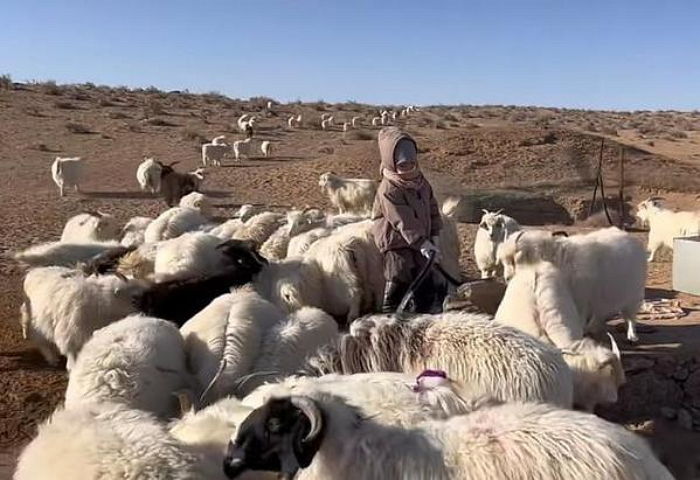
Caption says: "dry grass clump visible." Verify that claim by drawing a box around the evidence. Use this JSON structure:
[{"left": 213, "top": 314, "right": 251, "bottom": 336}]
[
  {"left": 65, "top": 122, "right": 93, "bottom": 134},
  {"left": 0, "top": 74, "right": 12, "bottom": 90}
]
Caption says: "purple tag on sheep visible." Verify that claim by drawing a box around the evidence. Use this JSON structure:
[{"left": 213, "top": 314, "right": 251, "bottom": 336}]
[{"left": 417, "top": 369, "right": 447, "bottom": 380}]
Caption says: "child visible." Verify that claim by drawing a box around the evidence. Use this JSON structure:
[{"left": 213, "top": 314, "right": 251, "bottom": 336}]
[{"left": 372, "top": 127, "right": 443, "bottom": 313}]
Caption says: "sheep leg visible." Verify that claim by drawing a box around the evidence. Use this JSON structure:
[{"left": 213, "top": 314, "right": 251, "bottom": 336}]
[
  {"left": 480, "top": 269, "right": 490, "bottom": 279},
  {"left": 621, "top": 307, "right": 639, "bottom": 342},
  {"left": 65, "top": 352, "right": 77, "bottom": 371},
  {"left": 58, "top": 183, "right": 65, "bottom": 197},
  {"left": 646, "top": 241, "right": 660, "bottom": 262}
]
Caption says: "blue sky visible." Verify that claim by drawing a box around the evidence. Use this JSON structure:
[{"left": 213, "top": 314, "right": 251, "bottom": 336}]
[{"left": 1, "top": 0, "right": 699, "bottom": 110}]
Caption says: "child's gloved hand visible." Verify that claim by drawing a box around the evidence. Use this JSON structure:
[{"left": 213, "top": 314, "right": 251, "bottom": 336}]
[{"left": 420, "top": 239, "right": 440, "bottom": 259}]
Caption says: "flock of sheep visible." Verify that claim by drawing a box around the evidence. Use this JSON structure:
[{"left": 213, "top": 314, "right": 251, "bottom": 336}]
[{"left": 11, "top": 108, "right": 700, "bottom": 479}]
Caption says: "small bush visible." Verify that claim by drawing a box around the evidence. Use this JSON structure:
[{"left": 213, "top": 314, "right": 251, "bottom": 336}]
[
  {"left": 54, "top": 101, "right": 78, "bottom": 110},
  {"left": 41, "top": 80, "right": 63, "bottom": 95},
  {"left": 669, "top": 129, "right": 689, "bottom": 139},
  {"left": 180, "top": 128, "right": 206, "bottom": 143},
  {"left": 145, "top": 117, "right": 177, "bottom": 127},
  {"left": 317, "top": 145, "right": 334, "bottom": 155},
  {"left": 345, "top": 130, "right": 374, "bottom": 141},
  {"left": 66, "top": 122, "right": 93, "bottom": 134},
  {"left": 0, "top": 73, "right": 12, "bottom": 90}
]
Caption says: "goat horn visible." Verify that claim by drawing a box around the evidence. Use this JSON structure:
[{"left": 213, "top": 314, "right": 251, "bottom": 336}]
[
  {"left": 513, "top": 230, "right": 525, "bottom": 245},
  {"left": 290, "top": 396, "right": 323, "bottom": 442},
  {"left": 607, "top": 333, "right": 621, "bottom": 360}
]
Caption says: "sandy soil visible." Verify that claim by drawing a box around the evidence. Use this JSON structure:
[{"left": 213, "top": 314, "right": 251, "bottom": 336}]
[{"left": 1, "top": 83, "right": 700, "bottom": 476}]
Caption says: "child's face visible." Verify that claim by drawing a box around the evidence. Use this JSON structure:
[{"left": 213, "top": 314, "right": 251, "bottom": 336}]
[{"left": 396, "top": 162, "right": 417, "bottom": 174}]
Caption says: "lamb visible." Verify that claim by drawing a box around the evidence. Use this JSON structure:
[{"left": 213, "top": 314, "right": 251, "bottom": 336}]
[
  {"left": 225, "top": 395, "right": 672, "bottom": 480},
  {"left": 180, "top": 287, "right": 287, "bottom": 404},
  {"left": 260, "top": 140, "right": 271, "bottom": 157},
  {"left": 497, "top": 227, "right": 647, "bottom": 342},
  {"left": 232, "top": 211, "right": 286, "bottom": 248},
  {"left": 304, "top": 312, "right": 573, "bottom": 407},
  {"left": 494, "top": 261, "right": 626, "bottom": 411},
  {"left": 474, "top": 209, "right": 521, "bottom": 278},
  {"left": 60, "top": 211, "right": 121, "bottom": 243},
  {"left": 179, "top": 191, "right": 214, "bottom": 216},
  {"left": 65, "top": 315, "right": 194, "bottom": 418},
  {"left": 136, "top": 157, "right": 163, "bottom": 193},
  {"left": 15, "top": 402, "right": 227, "bottom": 480},
  {"left": 120, "top": 216, "right": 153, "bottom": 247},
  {"left": 233, "top": 138, "right": 252, "bottom": 160},
  {"left": 51, "top": 156, "right": 83, "bottom": 196},
  {"left": 241, "top": 307, "right": 339, "bottom": 395},
  {"left": 160, "top": 163, "right": 206, "bottom": 206},
  {"left": 636, "top": 198, "right": 700, "bottom": 261},
  {"left": 318, "top": 172, "right": 377, "bottom": 215},
  {"left": 13, "top": 240, "right": 126, "bottom": 268},
  {"left": 20, "top": 266, "right": 141, "bottom": 369},
  {"left": 144, "top": 206, "right": 210, "bottom": 243},
  {"left": 202, "top": 143, "right": 230, "bottom": 167}
]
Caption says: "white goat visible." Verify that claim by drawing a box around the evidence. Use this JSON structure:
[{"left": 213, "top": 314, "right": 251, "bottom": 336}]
[
  {"left": 318, "top": 172, "right": 377, "bottom": 215},
  {"left": 498, "top": 227, "right": 647, "bottom": 342},
  {"left": 201, "top": 143, "right": 229, "bottom": 167},
  {"left": 51, "top": 156, "right": 83, "bottom": 196},
  {"left": 136, "top": 157, "right": 163, "bottom": 193},
  {"left": 474, "top": 209, "right": 521, "bottom": 278},
  {"left": 233, "top": 138, "right": 252, "bottom": 160},
  {"left": 65, "top": 315, "right": 194, "bottom": 418},
  {"left": 232, "top": 211, "right": 285, "bottom": 248},
  {"left": 636, "top": 198, "right": 700, "bottom": 261},
  {"left": 20, "top": 266, "right": 141, "bottom": 369},
  {"left": 153, "top": 232, "right": 237, "bottom": 281},
  {"left": 60, "top": 211, "right": 121, "bottom": 243},
  {"left": 144, "top": 207, "right": 210, "bottom": 243},
  {"left": 260, "top": 140, "right": 272, "bottom": 157}
]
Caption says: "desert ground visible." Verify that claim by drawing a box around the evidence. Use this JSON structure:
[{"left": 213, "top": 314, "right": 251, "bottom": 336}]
[{"left": 1, "top": 79, "right": 700, "bottom": 477}]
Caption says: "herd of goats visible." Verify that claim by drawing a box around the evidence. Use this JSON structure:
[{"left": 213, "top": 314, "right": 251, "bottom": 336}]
[{"left": 10, "top": 116, "right": 700, "bottom": 478}]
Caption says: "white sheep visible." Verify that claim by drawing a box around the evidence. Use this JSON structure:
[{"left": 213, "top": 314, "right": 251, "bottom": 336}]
[
  {"left": 474, "top": 209, "right": 521, "bottom": 278},
  {"left": 241, "top": 307, "right": 339, "bottom": 395},
  {"left": 212, "top": 135, "right": 227, "bottom": 145},
  {"left": 15, "top": 402, "right": 226, "bottom": 480},
  {"left": 202, "top": 143, "right": 229, "bottom": 166},
  {"left": 226, "top": 395, "right": 672, "bottom": 480},
  {"left": 179, "top": 191, "right": 214, "bottom": 217},
  {"left": 51, "top": 156, "right": 83, "bottom": 196},
  {"left": 253, "top": 257, "right": 326, "bottom": 315},
  {"left": 636, "top": 198, "right": 700, "bottom": 261},
  {"left": 136, "top": 157, "right": 163, "bottom": 193},
  {"left": 180, "top": 287, "right": 286, "bottom": 403},
  {"left": 351, "top": 116, "right": 362, "bottom": 127},
  {"left": 237, "top": 114, "right": 251, "bottom": 132},
  {"left": 65, "top": 314, "right": 194, "bottom": 418},
  {"left": 320, "top": 118, "right": 330, "bottom": 130},
  {"left": 287, "top": 115, "right": 296, "bottom": 128},
  {"left": 153, "top": 232, "right": 237, "bottom": 281},
  {"left": 232, "top": 211, "right": 285, "bottom": 248},
  {"left": 20, "top": 266, "right": 141, "bottom": 369},
  {"left": 498, "top": 227, "right": 647, "bottom": 342},
  {"left": 318, "top": 172, "right": 377, "bottom": 215},
  {"left": 260, "top": 140, "right": 271, "bottom": 157},
  {"left": 259, "top": 209, "right": 326, "bottom": 261},
  {"left": 371, "top": 116, "right": 381, "bottom": 126},
  {"left": 144, "top": 206, "right": 210, "bottom": 243},
  {"left": 13, "top": 240, "right": 125, "bottom": 268},
  {"left": 286, "top": 227, "right": 333, "bottom": 257},
  {"left": 233, "top": 138, "right": 252, "bottom": 160},
  {"left": 60, "top": 211, "right": 121, "bottom": 243},
  {"left": 306, "top": 312, "right": 573, "bottom": 407},
  {"left": 495, "top": 261, "right": 625, "bottom": 411},
  {"left": 120, "top": 216, "right": 153, "bottom": 247}
]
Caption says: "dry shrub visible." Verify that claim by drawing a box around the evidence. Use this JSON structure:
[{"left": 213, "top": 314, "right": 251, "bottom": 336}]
[
  {"left": 0, "top": 74, "right": 12, "bottom": 90},
  {"left": 317, "top": 145, "right": 334, "bottom": 155},
  {"left": 65, "top": 122, "right": 93, "bottom": 134},
  {"left": 345, "top": 130, "right": 374, "bottom": 141},
  {"left": 145, "top": 117, "right": 177, "bottom": 127},
  {"left": 40, "top": 80, "right": 62, "bottom": 96},
  {"left": 180, "top": 128, "right": 206, "bottom": 143},
  {"left": 669, "top": 129, "right": 689, "bottom": 139},
  {"left": 144, "top": 97, "right": 165, "bottom": 116},
  {"left": 54, "top": 101, "right": 78, "bottom": 110}
]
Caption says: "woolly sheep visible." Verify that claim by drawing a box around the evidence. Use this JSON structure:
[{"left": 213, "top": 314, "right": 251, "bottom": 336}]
[
  {"left": 202, "top": 143, "right": 230, "bottom": 167},
  {"left": 636, "top": 198, "right": 700, "bottom": 261},
  {"left": 153, "top": 232, "right": 242, "bottom": 282},
  {"left": 209, "top": 205, "right": 259, "bottom": 240},
  {"left": 65, "top": 315, "right": 194, "bottom": 418},
  {"left": 495, "top": 261, "right": 625, "bottom": 411},
  {"left": 180, "top": 191, "right": 214, "bottom": 216},
  {"left": 498, "top": 227, "right": 646, "bottom": 342},
  {"left": 318, "top": 172, "right": 377, "bottom": 215},
  {"left": 13, "top": 240, "right": 125, "bottom": 268},
  {"left": 60, "top": 211, "right": 121, "bottom": 243},
  {"left": 259, "top": 209, "right": 326, "bottom": 261},
  {"left": 144, "top": 206, "right": 210, "bottom": 243},
  {"left": 474, "top": 209, "right": 521, "bottom": 278},
  {"left": 180, "top": 287, "right": 286, "bottom": 404},
  {"left": 256, "top": 140, "right": 270, "bottom": 158},
  {"left": 20, "top": 266, "right": 141, "bottom": 369},
  {"left": 120, "top": 216, "right": 153, "bottom": 247},
  {"left": 51, "top": 156, "right": 83, "bottom": 197},
  {"left": 15, "top": 402, "right": 227, "bottom": 480},
  {"left": 136, "top": 157, "right": 163, "bottom": 193},
  {"left": 253, "top": 257, "right": 326, "bottom": 315},
  {"left": 241, "top": 307, "right": 339, "bottom": 395},
  {"left": 232, "top": 211, "right": 285, "bottom": 248},
  {"left": 225, "top": 395, "right": 672, "bottom": 480},
  {"left": 286, "top": 227, "right": 333, "bottom": 257},
  {"left": 305, "top": 312, "right": 573, "bottom": 407}
]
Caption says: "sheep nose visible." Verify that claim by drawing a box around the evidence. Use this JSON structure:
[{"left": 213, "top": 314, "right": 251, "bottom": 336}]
[{"left": 223, "top": 455, "right": 246, "bottom": 478}]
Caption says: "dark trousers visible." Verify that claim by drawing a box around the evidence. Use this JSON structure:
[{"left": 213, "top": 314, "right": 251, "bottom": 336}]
[{"left": 382, "top": 248, "right": 444, "bottom": 313}]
